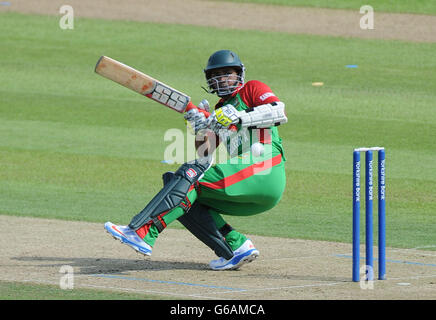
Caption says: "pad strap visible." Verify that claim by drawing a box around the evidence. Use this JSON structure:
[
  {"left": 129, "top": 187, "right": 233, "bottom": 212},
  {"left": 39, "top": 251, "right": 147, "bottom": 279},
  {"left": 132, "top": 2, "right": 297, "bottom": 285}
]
[
  {"left": 219, "top": 224, "right": 234, "bottom": 237},
  {"left": 152, "top": 215, "right": 167, "bottom": 233}
]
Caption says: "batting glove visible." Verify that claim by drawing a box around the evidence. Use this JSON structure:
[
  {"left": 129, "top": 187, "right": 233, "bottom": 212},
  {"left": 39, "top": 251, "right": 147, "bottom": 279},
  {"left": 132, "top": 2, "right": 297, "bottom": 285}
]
[
  {"left": 207, "top": 104, "right": 240, "bottom": 134},
  {"left": 184, "top": 108, "right": 208, "bottom": 135},
  {"left": 197, "top": 99, "right": 210, "bottom": 112}
]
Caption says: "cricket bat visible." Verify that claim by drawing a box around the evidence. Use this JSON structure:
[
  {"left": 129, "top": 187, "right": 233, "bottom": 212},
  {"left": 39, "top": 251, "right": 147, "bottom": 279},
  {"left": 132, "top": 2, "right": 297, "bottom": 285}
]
[{"left": 94, "top": 56, "right": 199, "bottom": 114}]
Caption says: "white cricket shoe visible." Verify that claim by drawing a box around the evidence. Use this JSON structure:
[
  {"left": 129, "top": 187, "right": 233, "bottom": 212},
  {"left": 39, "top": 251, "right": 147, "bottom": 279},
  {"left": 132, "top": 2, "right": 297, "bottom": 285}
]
[
  {"left": 104, "top": 222, "right": 152, "bottom": 256},
  {"left": 209, "top": 239, "right": 259, "bottom": 271}
]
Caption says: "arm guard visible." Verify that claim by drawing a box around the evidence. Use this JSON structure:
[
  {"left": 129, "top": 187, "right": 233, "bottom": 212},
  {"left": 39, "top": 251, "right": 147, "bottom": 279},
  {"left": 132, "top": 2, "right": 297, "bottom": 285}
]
[{"left": 239, "top": 101, "right": 287, "bottom": 129}]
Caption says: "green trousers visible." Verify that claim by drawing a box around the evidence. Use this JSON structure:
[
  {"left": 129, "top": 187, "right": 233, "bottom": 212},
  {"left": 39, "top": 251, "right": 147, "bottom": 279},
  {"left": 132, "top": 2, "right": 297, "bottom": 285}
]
[{"left": 137, "top": 145, "right": 286, "bottom": 251}]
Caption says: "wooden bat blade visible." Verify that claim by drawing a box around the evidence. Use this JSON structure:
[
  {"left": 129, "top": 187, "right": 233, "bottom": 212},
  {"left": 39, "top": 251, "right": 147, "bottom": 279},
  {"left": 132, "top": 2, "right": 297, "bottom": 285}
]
[
  {"left": 95, "top": 56, "right": 155, "bottom": 94},
  {"left": 95, "top": 56, "right": 191, "bottom": 113}
]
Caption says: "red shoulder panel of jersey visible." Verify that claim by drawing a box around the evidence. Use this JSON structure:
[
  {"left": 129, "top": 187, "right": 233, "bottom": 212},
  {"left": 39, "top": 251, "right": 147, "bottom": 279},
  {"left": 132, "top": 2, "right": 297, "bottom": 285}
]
[{"left": 238, "top": 80, "right": 280, "bottom": 107}]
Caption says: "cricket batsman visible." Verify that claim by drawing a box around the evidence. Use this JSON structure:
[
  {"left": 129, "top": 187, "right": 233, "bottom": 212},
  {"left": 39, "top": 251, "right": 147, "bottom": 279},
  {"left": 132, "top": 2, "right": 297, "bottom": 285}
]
[{"left": 105, "top": 50, "right": 287, "bottom": 270}]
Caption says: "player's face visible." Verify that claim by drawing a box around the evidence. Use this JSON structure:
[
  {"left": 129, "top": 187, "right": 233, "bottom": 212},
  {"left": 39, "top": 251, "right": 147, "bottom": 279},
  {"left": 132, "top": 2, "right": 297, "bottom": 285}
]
[
  {"left": 210, "top": 68, "right": 238, "bottom": 82},
  {"left": 207, "top": 67, "right": 241, "bottom": 97}
]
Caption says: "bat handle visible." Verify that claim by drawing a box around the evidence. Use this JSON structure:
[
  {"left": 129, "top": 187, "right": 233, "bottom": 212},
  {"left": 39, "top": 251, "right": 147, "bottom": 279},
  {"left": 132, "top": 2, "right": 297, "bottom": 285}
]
[{"left": 184, "top": 101, "right": 196, "bottom": 112}]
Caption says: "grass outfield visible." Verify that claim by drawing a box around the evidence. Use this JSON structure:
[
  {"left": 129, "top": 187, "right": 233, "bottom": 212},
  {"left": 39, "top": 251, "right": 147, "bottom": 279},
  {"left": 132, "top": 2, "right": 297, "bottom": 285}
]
[
  {"left": 1, "top": 12, "right": 435, "bottom": 253},
  {"left": 218, "top": 0, "right": 436, "bottom": 15}
]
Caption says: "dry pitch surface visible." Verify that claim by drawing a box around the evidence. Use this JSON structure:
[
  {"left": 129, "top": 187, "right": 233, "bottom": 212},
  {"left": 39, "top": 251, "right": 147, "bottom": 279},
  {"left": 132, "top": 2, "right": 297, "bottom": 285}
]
[
  {"left": 1, "top": 0, "right": 436, "bottom": 300},
  {"left": 1, "top": 216, "right": 435, "bottom": 299}
]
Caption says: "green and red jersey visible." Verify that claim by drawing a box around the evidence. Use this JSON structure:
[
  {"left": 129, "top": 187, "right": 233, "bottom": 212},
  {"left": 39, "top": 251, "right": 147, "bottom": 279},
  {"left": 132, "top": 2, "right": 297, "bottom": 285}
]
[{"left": 214, "top": 80, "right": 286, "bottom": 158}]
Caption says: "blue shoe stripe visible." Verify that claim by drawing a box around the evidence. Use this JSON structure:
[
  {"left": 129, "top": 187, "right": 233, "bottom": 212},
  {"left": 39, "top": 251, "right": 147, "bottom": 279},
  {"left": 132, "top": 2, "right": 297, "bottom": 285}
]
[
  {"left": 216, "top": 249, "right": 257, "bottom": 270},
  {"left": 105, "top": 225, "right": 152, "bottom": 255}
]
